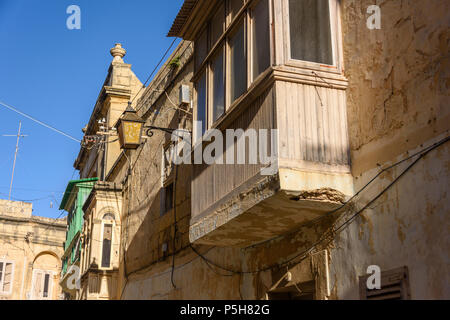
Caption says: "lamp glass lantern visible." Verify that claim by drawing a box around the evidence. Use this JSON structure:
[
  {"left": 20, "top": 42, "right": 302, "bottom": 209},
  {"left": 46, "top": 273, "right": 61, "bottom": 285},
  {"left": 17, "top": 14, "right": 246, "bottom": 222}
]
[{"left": 115, "top": 103, "right": 145, "bottom": 149}]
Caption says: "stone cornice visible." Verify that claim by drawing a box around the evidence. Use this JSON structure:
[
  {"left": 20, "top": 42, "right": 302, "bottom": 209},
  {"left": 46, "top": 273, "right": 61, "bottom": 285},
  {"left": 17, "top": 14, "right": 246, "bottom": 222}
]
[
  {"left": 0, "top": 214, "right": 66, "bottom": 229},
  {"left": 0, "top": 233, "right": 64, "bottom": 247}
]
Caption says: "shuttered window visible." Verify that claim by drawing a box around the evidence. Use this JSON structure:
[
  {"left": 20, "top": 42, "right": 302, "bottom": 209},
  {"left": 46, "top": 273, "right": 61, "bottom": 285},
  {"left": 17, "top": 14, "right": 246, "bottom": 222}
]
[
  {"left": 31, "top": 269, "right": 53, "bottom": 300},
  {"left": 0, "top": 262, "right": 3, "bottom": 290},
  {"left": 359, "top": 266, "right": 411, "bottom": 300},
  {"left": 0, "top": 261, "right": 13, "bottom": 294},
  {"left": 32, "top": 271, "right": 43, "bottom": 299}
]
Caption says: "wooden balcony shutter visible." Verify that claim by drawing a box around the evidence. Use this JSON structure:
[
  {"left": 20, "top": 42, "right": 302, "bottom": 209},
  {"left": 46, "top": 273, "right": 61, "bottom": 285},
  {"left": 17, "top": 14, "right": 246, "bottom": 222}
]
[
  {"left": 359, "top": 266, "right": 411, "bottom": 300},
  {"left": 0, "top": 262, "right": 3, "bottom": 290},
  {"left": 32, "top": 270, "right": 43, "bottom": 299},
  {"left": 2, "top": 263, "right": 13, "bottom": 293}
]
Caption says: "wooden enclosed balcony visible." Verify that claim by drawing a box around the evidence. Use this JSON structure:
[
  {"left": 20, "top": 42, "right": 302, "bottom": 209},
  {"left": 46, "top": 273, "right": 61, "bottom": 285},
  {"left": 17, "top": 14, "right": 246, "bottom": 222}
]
[
  {"left": 190, "top": 69, "right": 354, "bottom": 247},
  {"left": 169, "top": 0, "right": 355, "bottom": 246}
]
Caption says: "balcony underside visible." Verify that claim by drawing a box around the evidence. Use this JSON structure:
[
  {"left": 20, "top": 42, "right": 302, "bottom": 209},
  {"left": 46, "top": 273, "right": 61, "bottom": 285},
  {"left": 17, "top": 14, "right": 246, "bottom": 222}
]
[{"left": 189, "top": 170, "right": 351, "bottom": 247}]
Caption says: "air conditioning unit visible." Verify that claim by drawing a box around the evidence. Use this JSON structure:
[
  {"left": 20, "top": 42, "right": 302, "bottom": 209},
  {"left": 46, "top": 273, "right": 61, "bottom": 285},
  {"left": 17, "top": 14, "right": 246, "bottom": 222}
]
[{"left": 179, "top": 84, "right": 190, "bottom": 106}]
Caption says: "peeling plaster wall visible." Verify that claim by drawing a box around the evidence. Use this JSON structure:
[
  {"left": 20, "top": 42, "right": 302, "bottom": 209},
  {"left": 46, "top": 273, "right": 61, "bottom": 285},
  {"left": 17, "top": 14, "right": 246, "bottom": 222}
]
[
  {"left": 344, "top": 0, "right": 449, "bottom": 175},
  {"left": 329, "top": 136, "right": 449, "bottom": 299},
  {"left": 328, "top": 0, "right": 450, "bottom": 299}
]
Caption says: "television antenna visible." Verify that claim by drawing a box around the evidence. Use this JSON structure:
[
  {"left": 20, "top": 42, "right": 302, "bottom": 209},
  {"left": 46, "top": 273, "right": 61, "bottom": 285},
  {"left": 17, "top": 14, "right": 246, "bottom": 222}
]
[{"left": 2, "top": 121, "right": 28, "bottom": 200}]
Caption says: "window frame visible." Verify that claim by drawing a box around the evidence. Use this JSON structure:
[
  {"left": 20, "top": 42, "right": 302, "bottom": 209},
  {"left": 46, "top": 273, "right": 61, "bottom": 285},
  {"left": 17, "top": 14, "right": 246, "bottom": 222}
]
[
  {"left": 0, "top": 259, "right": 14, "bottom": 296},
  {"left": 249, "top": 0, "right": 272, "bottom": 83},
  {"left": 193, "top": 0, "right": 274, "bottom": 137},
  {"left": 226, "top": 16, "right": 247, "bottom": 106},
  {"left": 100, "top": 214, "right": 115, "bottom": 270},
  {"left": 209, "top": 42, "right": 226, "bottom": 126},
  {"left": 282, "top": 0, "right": 343, "bottom": 73},
  {"left": 193, "top": 68, "right": 208, "bottom": 144},
  {"left": 194, "top": 26, "right": 209, "bottom": 73},
  {"left": 210, "top": 2, "right": 226, "bottom": 50},
  {"left": 228, "top": 0, "right": 245, "bottom": 25},
  {"left": 31, "top": 268, "right": 53, "bottom": 300}
]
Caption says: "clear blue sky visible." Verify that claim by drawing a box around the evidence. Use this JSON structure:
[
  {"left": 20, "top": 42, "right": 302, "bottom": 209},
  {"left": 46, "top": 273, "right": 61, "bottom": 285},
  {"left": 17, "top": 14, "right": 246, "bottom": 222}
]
[{"left": 0, "top": 0, "right": 183, "bottom": 218}]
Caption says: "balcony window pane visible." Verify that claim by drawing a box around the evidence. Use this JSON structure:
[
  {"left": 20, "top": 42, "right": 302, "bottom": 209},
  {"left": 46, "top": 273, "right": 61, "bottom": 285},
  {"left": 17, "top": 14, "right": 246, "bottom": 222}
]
[
  {"left": 195, "top": 28, "right": 208, "bottom": 71},
  {"left": 210, "top": 3, "right": 225, "bottom": 48},
  {"left": 252, "top": 0, "right": 270, "bottom": 80},
  {"left": 288, "top": 0, "right": 333, "bottom": 65},
  {"left": 212, "top": 47, "right": 225, "bottom": 122},
  {"left": 229, "top": 0, "right": 244, "bottom": 21},
  {"left": 230, "top": 21, "right": 247, "bottom": 103},
  {"left": 196, "top": 72, "right": 207, "bottom": 136}
]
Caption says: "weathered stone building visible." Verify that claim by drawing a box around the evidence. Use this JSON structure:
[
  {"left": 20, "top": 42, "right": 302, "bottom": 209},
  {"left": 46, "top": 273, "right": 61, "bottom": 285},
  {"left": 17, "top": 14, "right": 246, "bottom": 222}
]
[
  {"left": 60, "top": 43, "right": 143, "bottom": 300},
  {"left": 0, "top": 199, "right": 66, "bottom": 300},
  {"left": 67, "top": 0, "right": 449, "bottom": 300}
]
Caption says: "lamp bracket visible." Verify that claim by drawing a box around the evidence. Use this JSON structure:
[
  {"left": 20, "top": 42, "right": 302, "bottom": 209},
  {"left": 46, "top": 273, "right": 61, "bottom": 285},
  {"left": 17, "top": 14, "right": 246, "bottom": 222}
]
[{"left": 144, "top": 126, "right": 191, "bottom": 138}]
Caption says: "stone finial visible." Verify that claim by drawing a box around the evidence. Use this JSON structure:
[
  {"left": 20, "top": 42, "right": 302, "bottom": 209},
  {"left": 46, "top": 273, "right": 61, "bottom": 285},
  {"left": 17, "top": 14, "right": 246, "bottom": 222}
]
[{"left": 110, "top": 43, "right": 126, "bottom": 62}]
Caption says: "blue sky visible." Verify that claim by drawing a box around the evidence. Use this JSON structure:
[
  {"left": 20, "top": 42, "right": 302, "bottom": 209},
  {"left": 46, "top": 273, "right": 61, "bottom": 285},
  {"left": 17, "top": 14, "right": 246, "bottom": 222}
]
[{"left": 0, "top": 0, "right": 183, "bottom": 218}]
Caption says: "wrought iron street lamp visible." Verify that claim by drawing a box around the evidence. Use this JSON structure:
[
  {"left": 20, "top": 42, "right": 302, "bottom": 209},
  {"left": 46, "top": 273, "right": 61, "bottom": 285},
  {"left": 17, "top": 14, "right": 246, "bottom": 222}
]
[
  {"left": 115, "top": 102, "right": 145, "bottom": 149},
  {"left": 115, "top": 102, "right": 191, "bottom": 150}
]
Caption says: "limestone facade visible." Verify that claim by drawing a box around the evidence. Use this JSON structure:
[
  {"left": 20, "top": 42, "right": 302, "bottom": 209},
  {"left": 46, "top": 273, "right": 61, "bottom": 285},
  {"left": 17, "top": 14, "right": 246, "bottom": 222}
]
[
  {"left": 0, "top": 199, "right": 66, "bottom": 300},
  {"left": 66, "top": 43, "right": 142, "bottom": 300}
]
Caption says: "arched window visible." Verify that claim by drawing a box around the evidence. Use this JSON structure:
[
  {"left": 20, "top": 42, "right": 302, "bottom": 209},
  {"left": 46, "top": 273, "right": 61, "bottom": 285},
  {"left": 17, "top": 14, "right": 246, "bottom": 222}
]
[
  {"left": 101, "top": 213, "right": 115, "bottom": 268},
  {"left": 103, "top": 213, "right": 115, "bottom": 221}
]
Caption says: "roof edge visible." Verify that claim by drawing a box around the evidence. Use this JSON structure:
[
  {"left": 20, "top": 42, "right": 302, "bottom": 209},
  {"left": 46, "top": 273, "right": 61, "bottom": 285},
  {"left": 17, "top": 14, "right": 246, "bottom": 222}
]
[{"left": 167, "top": 0, "right": 199, "bottom": 37}]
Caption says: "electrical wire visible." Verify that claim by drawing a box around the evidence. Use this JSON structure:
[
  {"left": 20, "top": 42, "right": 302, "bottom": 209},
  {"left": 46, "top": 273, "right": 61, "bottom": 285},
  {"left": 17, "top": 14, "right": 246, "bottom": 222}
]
[
  {"left": 247, "top": 135, "right": 450, "bottom": 249},
  {"left": 134, "top": 39, "right": 193, "bottom": 116},
  {"left": 188, "top": 135, "right": 450, "bottom": 275},
  {"left": 131, "top": 37, "right": 178, "bottom": 106},
  {"left": 0, "top": 100, "right": 81, "bottom": 143},
  {"left": 119, "top": 128, "right": 437, "bottom": 291}
]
